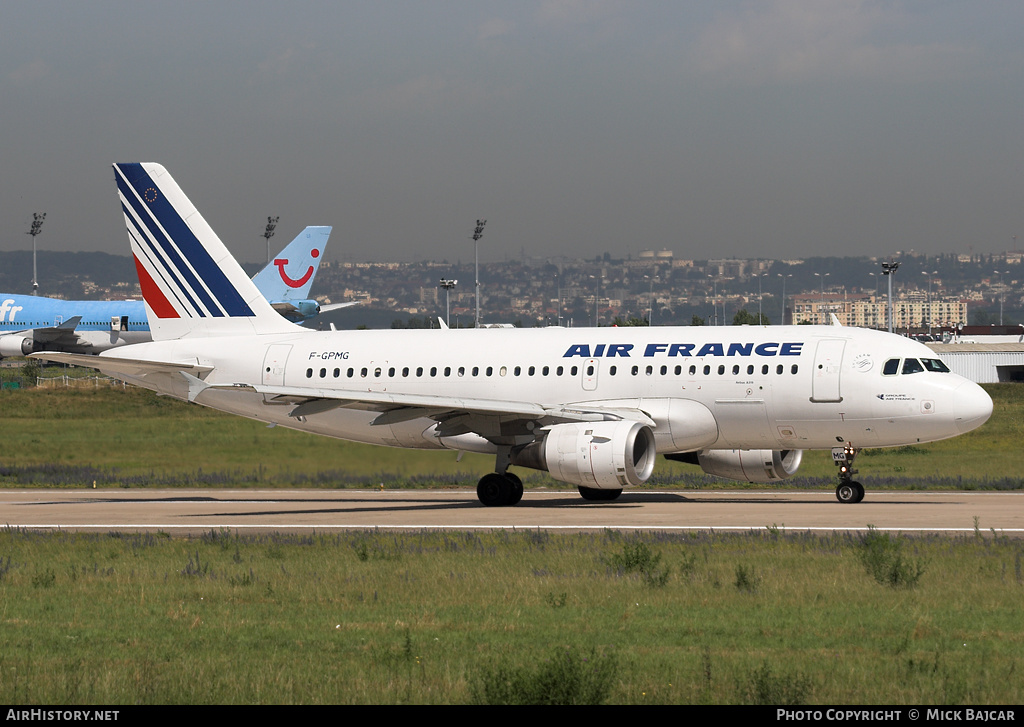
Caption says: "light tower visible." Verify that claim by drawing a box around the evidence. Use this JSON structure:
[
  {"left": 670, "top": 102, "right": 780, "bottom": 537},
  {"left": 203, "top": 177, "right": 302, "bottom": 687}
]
[
  {"left": 263, "top": 216, "right": 280, "bottom": 265},
  {"left": 439, "top": 278, "right": 457, "bottom": 328},
  {"left": 471, "top": 220, "right": 486, "bottom": 327},
  {"left": 27, "top": 212, "right": 46, "bottom": 296},
  {"left": 881, "top": 260, "right": 900, "bottom": 333}
]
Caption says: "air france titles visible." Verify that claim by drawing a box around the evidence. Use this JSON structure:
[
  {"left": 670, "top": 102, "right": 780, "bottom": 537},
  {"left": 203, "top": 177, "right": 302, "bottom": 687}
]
[{"left": 562, "top": 342, "right": 804, "bottom": 358}]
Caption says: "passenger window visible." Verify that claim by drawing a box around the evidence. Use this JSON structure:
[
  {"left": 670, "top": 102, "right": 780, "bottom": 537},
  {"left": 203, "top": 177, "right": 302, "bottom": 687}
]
[
  {"left": 776, "top": 365, "right": 783, "bottom": 375},
  {"left": 319, "top": 368, "right": 327, "bottom": 378},
  {"left": 761, "top": 364, "right": 769, "bottom": 375},
  {"left": 416, "top": 367, "right": 423, "bottom": 377},
  {"left": 688, "top": 365, "right": 696, "bottom": 376},
  {"left": 609, "top": 365, "right": 617, "bottom": 375},
  {"left": 402, "top": 367, "right": 409, "bottom": 377},
  {"left": 333, "top": 368, "right": 340, "bottom": 378},
  {"left": 646, "top": 365, "right": 653, "bottom": 375},
  {"left": 361, "top": 368, "right": 368, "bottom": 378},
  {"left": 472, "top": 366, "right": 479, "bottom": 376},
  {"left": 348, "top": 368, "right": 354, "bottom": 378},
  {"left": 306, "top": 368, "right": 313, "bottom": 379},
  {"left": 556, "top": 366, "right": 564, "bottom": 376},
  {"left": 747, "top": 365, "right": 754, "bottom": 375},
  {"left": 430, "top": 367, "right": 437, "bottom": 377},
  {"left": 528, "top": 366, "right": 535, "bottom": 376},
  {"left": 499, "top": 366, "right": 507, "bottom": 376},
  {"left": 542, "top": 366, "right": 549, "bottom": 376},
  {"left": 732, "top": 365, "right": 740, "bottom": 375},
  {"left": 902, "top": 358, "right": 924, "bottom": 375},
  {"left": 631, "top": 365, "right": 639, "bottom": 376},
  {"left": 675, "top": 365, "right": 682, "bottom": 375},
  {"left": 487, "top": 366, "right": 493, "bottom": 376},
  {"left": 374, "top": 368, "right": 382, "bottom": 377},
  {"left": 570, "top": 366, "right": 578, "bottom": 376},
  {"left": 717, "top": 365, "right": 725, "bottom": 375},
  {"left": 514, "top": 366, "right": 521, "bottom": 376},
  {"left": 660, "top": 365, "right": 668, "bottom": 375},
  {"left": 703, "top": 365, "right": 710, "bottom": 375},
  {"left": 791, "top": 364, "right": 798, "bottom": 374},
  {"left": 883, "top": 359, "right": 900, "bottom": 376},
  {"left": 388, "top": 367, "right": 395, "bottom": 377},
  {"left": 444, "top": 367, "right": 451, "bottom": 377},
  {"left": 458, "top": 366, "right": 465, "bottom": 377}
]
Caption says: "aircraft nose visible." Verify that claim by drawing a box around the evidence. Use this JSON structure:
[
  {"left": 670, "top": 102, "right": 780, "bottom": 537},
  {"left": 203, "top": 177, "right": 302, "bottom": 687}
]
[{"left": 954, "top": 380, "right": 993, "bottom": 434}]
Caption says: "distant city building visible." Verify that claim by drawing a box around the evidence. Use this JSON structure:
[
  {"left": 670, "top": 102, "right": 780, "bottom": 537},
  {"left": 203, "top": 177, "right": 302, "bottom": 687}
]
[{"left": 791, "top": 293, "right": 968, "bottom": 329}]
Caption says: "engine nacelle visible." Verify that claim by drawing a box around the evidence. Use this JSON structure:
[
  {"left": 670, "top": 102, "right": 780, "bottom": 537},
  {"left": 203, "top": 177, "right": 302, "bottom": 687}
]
[
  {"left": 511, "top": 420, "right": 657, "bottom": 489},
  {"left": 0, "top": 336, "right": 35, "bottom": 357},
  {"left": 669, "top": 449, "right": 803, "bottom": 483}
]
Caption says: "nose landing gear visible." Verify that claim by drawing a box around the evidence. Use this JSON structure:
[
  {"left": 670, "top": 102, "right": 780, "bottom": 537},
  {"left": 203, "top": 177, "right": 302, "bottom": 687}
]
[{"left": 832, "top": 443, "right": 864, "bottom": 504}]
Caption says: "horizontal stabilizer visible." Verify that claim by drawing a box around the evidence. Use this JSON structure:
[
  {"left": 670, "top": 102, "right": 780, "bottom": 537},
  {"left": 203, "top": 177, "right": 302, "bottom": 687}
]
[{"left": 28, "top": 351, "right": 212, "bottom": 378}]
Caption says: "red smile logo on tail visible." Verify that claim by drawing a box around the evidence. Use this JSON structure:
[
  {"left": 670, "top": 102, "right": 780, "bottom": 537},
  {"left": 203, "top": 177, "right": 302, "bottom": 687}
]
[{"left": 274, "top": 249, "right": 319, "bottom": 288}]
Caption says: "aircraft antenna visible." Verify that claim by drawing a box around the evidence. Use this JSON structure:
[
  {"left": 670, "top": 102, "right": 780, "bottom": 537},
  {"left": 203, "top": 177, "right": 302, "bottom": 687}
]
[{"left": 27, "top": 212, "right": 46, "bottom": 296}]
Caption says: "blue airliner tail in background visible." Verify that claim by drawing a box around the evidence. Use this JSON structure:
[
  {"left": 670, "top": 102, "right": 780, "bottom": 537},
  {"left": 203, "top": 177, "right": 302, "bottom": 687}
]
[{"left": 0, "top": 224, "right": 334, "bottom": 357}]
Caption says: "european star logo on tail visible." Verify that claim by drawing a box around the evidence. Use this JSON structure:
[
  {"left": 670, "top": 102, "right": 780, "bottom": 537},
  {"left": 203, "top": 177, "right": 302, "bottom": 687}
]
[{"left": 114, "top": 163, "right": 297, "bottom": 340}]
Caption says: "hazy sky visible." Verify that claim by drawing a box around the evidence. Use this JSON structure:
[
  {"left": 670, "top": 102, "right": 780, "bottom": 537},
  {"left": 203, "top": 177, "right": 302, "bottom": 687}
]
[{"left": 2, "top": 1, "right": 1023, "bottom": 265}]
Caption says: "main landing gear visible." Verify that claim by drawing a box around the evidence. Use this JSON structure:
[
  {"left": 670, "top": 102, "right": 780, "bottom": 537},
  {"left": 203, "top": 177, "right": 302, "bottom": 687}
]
[
  {"left": 832, "top": 443, "right": 864, "bottom": 504},
  {"left": 477, "top": 472, "right": 524, "bottom": 507}
]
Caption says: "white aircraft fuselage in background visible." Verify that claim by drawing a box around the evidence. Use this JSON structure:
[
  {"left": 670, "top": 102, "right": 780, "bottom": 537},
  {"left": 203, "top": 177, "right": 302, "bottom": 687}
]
[{"left": 34, "top": 162, "right": 994, "bottom": 507}]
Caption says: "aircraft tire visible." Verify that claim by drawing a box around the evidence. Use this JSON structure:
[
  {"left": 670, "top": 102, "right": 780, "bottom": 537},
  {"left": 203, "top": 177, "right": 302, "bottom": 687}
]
[
  {"left": 506, "top": 473, "right": 524, "bottom": 506},
  {"left": 852, "top": 481, "right": 865, "bottom": 503},
  {"left": 835, "top": 482, "right": 863, "bottom": 504},
  {"left": 578, "top": 486, "right": 623, "bottom": 502},
  {"left": 478, "top": 473, "right": 512, "bottom": 507}
]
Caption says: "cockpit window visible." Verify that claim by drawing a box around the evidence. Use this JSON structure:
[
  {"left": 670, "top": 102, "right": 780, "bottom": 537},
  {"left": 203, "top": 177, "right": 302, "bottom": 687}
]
[
  {"left": 921, "top": 358, "right": 950, "bottom": 373},
  {"left": 883, "top": 358, "right": 900, "bottom": 376},
  {"left": 902, "top": 358, "right": 924, "bottom": 375}
]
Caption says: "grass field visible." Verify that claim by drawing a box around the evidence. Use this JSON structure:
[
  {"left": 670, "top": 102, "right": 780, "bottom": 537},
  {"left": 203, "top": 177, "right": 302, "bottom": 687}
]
[
  {"left": 0, "top": 381, "right": 1021, "bottom": 491},
  {"left": 1, "top": 381, "right": 1022, "bottom": 704},
  {"left": 0, "top": 528, "right": 1022, "bottom": 704}
]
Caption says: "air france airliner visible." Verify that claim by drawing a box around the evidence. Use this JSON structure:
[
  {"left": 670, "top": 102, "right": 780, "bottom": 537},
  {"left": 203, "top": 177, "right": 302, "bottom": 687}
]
[
  {"left": 32, "top": 163, "right": 994, "bottom": 506},
  {"left": 0, "top": 226, "right": 338, "bottom": 358}
]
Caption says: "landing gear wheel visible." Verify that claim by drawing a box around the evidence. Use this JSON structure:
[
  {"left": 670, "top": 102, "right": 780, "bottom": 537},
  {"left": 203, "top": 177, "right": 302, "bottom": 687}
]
[
  {"left": 578, "top": 486, "right": 623, "bottom": 502},
  {"left": 505, "top": 473, "right": 524, "bottom": 506},
  {"left": 835, "top": 481, "right": 865, "bottom": 504},
  {"left": 478, "top": 473, "right": 511, "bottom": 507}
]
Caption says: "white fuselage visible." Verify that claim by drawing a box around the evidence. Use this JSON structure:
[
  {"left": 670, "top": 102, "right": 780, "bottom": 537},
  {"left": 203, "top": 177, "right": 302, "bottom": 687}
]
[{"left": 101, "top": 324, "right": 993, "bottom": 457}]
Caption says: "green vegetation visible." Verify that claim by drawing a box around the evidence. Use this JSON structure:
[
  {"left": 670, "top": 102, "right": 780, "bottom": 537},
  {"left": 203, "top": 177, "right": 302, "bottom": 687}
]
[
  {"left": 0, "top": 380, "right": 1020, "bottom": 490},
  {"left": 0, "top": 529, "right": 1021, "bottom": 704}
]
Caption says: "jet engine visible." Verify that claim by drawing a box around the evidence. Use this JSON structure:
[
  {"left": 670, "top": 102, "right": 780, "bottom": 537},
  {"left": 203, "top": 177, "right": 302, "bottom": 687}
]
[
  {"left": 0, "top": 336, "right": 35, "bottom": 358},
  {"left": 667, "top": 449, "right": 803, "bottom": 483},
  {"left": 511, "top": 420, "right": 657, "bottom": 489}
]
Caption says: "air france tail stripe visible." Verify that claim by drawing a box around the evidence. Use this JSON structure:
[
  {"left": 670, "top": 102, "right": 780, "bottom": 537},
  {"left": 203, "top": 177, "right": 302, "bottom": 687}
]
[
  {"left": 115, "top": 173, "right": 226, "bottom": 318},
  {"left": 122, "top": 203, "right": 206, "bottom": 317},
  {"left": 114, "top": 164, "right": 253, "bottom": 318},
  {"left": 132, "top": 254, "right": 179, "bottom": 318}
]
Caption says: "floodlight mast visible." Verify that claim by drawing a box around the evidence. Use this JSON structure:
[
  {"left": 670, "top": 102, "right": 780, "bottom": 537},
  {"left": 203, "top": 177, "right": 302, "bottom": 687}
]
[
  {"left": 27, "top": 212, "right": 46, "bottom": 296},
  {"left": 881, "top": 260, "right": 901, "bottom": 333},
  {"left": 471, "top": 220, "right": 486, "bottom": 328},
  {"left": 263, "top": 216, "right": 280, "bottom": 265},
  {"left": 439, "top": 278, "right": 457, "bottom": 327}
]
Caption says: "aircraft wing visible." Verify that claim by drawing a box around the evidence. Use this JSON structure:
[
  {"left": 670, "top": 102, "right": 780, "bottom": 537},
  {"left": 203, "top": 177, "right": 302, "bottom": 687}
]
[{"left": 201, "top": 381, "right": 655, "bottom": 432}]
